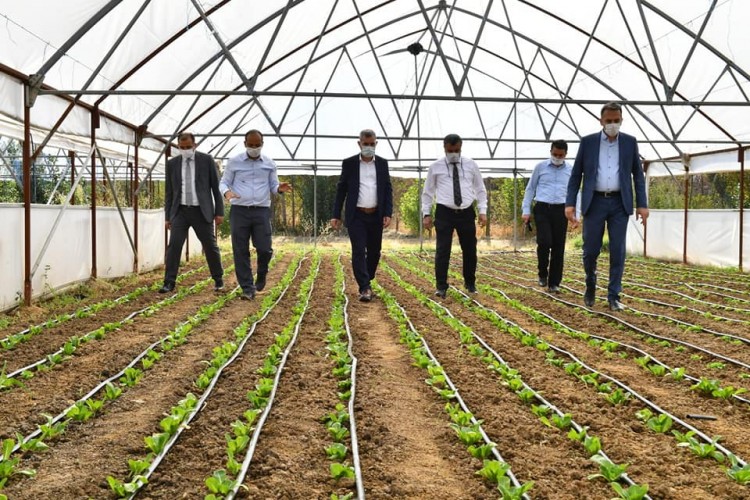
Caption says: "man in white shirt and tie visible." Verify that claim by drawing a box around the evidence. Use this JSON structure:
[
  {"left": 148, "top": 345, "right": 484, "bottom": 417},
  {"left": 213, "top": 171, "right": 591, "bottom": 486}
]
[
  {"left": 422, "top": 134, "right": 487, "bottom": 298},
  {"left": 160, "top": 131, "right": 225, "bottom": 293}
]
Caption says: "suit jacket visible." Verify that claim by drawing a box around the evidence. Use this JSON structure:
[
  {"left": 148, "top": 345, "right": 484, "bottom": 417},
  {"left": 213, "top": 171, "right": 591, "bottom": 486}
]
[
  {"left": 164, "top": 151, "right": 225, "bottom": 224},
  {"left": 566, "top": 131, "right": 648, "bottom": 215},
  {"left": 332, "top": 154, "right": 393, "bottom": 226}
]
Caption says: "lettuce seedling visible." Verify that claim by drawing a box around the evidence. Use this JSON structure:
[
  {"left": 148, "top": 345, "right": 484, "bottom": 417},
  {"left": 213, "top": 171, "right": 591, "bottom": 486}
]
[
  {"left": 611, "top": 482, "right": 649, "bottom": 500},
  {"left": 583, "top": 435, "right": 602, "bottom": 456},
  {"left": 128, "top": 458, "right": 150, "bottom": 477},
  {"left": 531, "top": 404, "right": 551, "bottom": 417},
  {"left": 725, "top": 454, "right": 750, "bottom": 485},
  {"left": 588, "top": 455, "right": 629, "bottom": 482},
  {"left": 567, "top": 427, "right": 587, "bottom": 443},
  {"left": 468, "top": 442, "right": 496, "bottom": 460},
  {"left": 713, "top": 386, "right": 747, "bottom": 400},
  {"left": 330, "top": 463, "right": 355, "bottom": 481},
  {"left": 497, "top": 476, "right": 534, "bottom": 500},
  {"left": 38, "top": 414, "right": 67, "bottom": 440},
  {"left": 475, "top": 459, "right": 510, "bottom": 484},
  {"left": 205, "top": 469, "right": 234, "bottom": 495},
  {"left": 449, "top": 423, "right": 483, "bottom": 446},
  {"left": 604, "top": 389, "right": 631, "bottom": 406},
  {"left": 325, "top": 443, "right": 348, "bottom": 461},
  {"left": 327, "top": 422, "right": 349, "bottom": 443},
  {"left": 646, "top": 414, "right": 673, "bottom": 433},
  {"left": 144, "top": 432, "right": 170, "bottom": 454}
]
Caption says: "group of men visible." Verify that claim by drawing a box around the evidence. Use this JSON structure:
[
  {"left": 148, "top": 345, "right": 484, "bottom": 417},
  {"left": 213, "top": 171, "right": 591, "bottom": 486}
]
[{"left": 159, "top": 101, "right": 648, "bottom": 312}]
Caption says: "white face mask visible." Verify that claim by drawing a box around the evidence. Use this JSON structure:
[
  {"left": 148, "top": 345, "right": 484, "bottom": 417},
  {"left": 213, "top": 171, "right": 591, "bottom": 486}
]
[
  {"left": 179, "top": 148, "right": 195, "bottom": 160},
  {"left": 446, "top": 152, "right": 461, "bottom": 163},
  {"left": 603, "top": 122, "right": 621, "bottom": 137},
  {"left": 550, "top": 157, "right": 564, "bottom": 166},
  {"left": 360, "top": 145, "right": 376, "bottom": 158},
  {"left": 246, "top": 146, "right": 262, "bottom": 158}
]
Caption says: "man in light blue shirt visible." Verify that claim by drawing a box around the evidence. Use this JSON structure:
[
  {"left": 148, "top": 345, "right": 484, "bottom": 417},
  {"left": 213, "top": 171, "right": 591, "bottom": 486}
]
[
  {"left": 220, "top": 129, "right": 292, "bottom": 299},
  {"left": 522, "top": 140, "right": 574, "bottom": 293}
]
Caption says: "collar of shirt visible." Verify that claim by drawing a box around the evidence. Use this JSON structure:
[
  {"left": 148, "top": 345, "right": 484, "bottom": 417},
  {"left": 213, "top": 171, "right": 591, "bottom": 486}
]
[
  {"left": 600, "top": 130, "right": 619, "bottom": 145},
  {"left": 360, "top": 155, "right": 375, "bottom": 164}
]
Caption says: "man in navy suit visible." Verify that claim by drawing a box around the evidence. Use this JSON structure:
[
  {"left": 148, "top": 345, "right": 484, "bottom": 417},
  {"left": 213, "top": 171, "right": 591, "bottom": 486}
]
[
  {"left": 331, "top": 129, "right": 393, "bottom": 302},
  {"left": 565, "top": 102, "right": 649, "bottom": 311},
  {"left": 160, "top": 131, "right": 224, "bottom": 293}
]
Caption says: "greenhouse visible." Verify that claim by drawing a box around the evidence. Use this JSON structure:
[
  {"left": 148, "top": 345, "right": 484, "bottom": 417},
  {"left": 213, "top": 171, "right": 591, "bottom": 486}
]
[{"left": 1, "top": 1, "right": 749, "bottom": 498}]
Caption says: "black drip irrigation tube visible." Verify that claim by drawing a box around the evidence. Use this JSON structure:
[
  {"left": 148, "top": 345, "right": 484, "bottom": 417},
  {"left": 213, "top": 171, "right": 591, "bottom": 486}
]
[
  {"left": 339, "top": 255, "right": 365, "bottom": 500},
  {"left": 381, "top": 288, "right": 529, "bottom": 499}
]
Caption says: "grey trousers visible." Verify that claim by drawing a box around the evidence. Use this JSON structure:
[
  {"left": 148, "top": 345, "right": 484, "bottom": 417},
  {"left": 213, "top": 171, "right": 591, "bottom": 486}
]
[{"left": 230, "top": 205, "right": 273, "bottom": 292}]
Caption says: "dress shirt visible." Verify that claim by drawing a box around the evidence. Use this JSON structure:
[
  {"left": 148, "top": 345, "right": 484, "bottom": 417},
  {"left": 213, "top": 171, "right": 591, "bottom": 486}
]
[
  {"left": 357, "top": 155, "right": 378, "bottom": 208},
  {"left": 595, "top": 131, "right": 621, "bottom": 192},
  {"left": 421, "top": 155, "right": 487, "bottom": 215},
  {"left": 220, "top": 152, "right": 280, "bottom": 207},
  {"left": 522, "top": 159, "right": 572, "bottom": 215},
  {"left": 180, "top": 155, "right": 199, "bottom": 206}
]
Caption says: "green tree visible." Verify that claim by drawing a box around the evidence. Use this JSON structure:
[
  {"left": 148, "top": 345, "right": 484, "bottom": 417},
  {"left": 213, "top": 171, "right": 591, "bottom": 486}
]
[{"left": 398, "top": 180, "right": 426, "bottom": 235}]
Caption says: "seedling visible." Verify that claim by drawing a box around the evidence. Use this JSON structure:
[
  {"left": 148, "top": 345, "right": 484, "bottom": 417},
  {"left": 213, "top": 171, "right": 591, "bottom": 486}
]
[
  {"left": 646, "top": 414, "right": 673, "bottom": 433},
  {"left": 611, "top": 482, "right": 649, "bottom": 500},
  {"left": 330, "top": 463, "right": 355, "bottom": 481},
  {"left": 588, "top": 455, "right": 629, "bottom": 482},
  {"left": 205, "top": 469, "right": 234, "bottom": 495},
  {"left": 497, "top": 476, "right": 534, "bottom": 499},
  {"left": 325, "top": 443, "right": 348, "bottom": 461},
  {"left": 476, "top": 459, "right": 510, "bottom": 484},
  {"left": 468, "top": 443, "right": 496, "bottom": 460}
]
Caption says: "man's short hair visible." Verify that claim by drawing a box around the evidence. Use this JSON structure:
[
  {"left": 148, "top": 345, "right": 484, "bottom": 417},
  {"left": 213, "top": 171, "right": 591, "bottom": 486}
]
[
  {"left": 177, "top": 131, "right": 195, "bottom": 142},
  {"left": 443, "top": 133, "right": 462, "bottom": 146},
  {"left": 244, "top": 129, "right": 264, "bottom": 141},
  {"left": 359, "top": 129, "right": 376, "bottom": 140},
  {"left": 550, "top": 139, "right": 568, "bottom": 152},
  {"left": 600, "top": 102, "right": 622, "bottom": 116}
]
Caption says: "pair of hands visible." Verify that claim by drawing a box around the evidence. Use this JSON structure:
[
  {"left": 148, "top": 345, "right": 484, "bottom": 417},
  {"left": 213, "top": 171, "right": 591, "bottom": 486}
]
[
  {"left": 563, "top": 207, "right": 650, "bottom": 227},
  {"left": 330, "top": 217, "right": 392, "bottom": 230},
  {"left": 422, "top": 214, "right": 487, "bottom": 231},
  {"left": 224, "top": 182, "right": 293, "bottom": 202}
]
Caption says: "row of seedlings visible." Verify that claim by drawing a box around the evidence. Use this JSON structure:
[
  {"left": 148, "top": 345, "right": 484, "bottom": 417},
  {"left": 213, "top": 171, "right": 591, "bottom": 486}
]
[
  {"left": 455, "top": 258, "right": 750, "bottom": 407},
  {"left": 0, "top": 266, "right": 234, "bottom": 392},
  {"left": 321, "top": 255, "right": 364, "bottom": 499},
  {"left": 0, "top": 261, "right": 211, "bottom": 351},
  {"left": 1, "top": 278, "right": 244, "bottom": 495},
  {"left": 103, "top": 253, "right": 304, "bottom": 497},
  {"left": 394, "top": 255, "right": 750, "bottom": 491},
  {"left": 381, "top": 259, "right": 646, "bottom": 499},
  {"left": 371, "top": 277, "right": 533, "bottom": 499},
  {"left": 212, "top": 253, "right": 321, "bottom": 499}
]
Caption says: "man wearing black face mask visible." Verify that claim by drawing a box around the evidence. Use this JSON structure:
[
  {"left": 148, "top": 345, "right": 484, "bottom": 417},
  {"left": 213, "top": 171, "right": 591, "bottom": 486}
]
[
  {"left": 159, "top": 131, "right": 224, "bottom": 294},
  {"left": 522, "top": 140, "right": 577, "bottom": 293},
  {"left": 422, "top": 133, "right": 487, "bottom": 298},
  {"left": 566, "top": 102, "right": 649, "bottom": 311},
  {"left": 331, "top": 129, "right": 393, "bottom": 302},
  {"left": 220, "top": 129, "right": 292, "bottom": 300}
]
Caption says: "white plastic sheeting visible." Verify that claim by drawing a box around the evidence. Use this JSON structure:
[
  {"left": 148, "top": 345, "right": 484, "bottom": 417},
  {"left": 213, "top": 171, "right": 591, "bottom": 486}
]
[
  {"left": 627, "top": 209, "right": 750, "bottom": 270},
  {"left": 0, "top": 205, "right": 202, "bottom": 311}
]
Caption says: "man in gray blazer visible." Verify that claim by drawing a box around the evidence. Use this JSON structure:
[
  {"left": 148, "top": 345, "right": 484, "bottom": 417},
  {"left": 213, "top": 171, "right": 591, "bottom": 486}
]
[
  {"left": 565, "top": 102, "right": 649, "bottom": 311},
  {"left": 159, "top": 131, "right": 224, "bottom": 293}
]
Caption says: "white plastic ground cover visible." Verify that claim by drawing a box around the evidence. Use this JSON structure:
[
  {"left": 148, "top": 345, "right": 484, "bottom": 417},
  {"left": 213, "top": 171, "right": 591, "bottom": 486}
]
[
  {"left": 0, "top": 205, "right": 201, "bottom": 311},
  {"left": 627, "top": 209, "right": 750, "bottom": 270}
]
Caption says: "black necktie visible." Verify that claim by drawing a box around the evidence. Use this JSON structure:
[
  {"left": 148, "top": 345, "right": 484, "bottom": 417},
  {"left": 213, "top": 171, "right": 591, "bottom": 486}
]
[{"left": 452, "top": 162, "right": 462, "bottom": 206}]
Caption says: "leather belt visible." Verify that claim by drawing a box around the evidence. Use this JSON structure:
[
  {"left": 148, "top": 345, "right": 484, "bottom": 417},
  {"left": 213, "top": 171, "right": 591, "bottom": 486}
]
[
  {"left": 356, "top": 206, "right": 378, "bottom": 214},
  {"left": 535, "top": 201, "right": 565, "bottom": 208},
  {"left": 594, "top": 190, "right": 620, "bottom": 198}
]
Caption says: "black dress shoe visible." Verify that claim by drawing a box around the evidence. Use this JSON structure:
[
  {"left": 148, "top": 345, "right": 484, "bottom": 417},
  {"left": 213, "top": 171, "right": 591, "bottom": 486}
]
[
  {"left": 608, "top": 300, "right": 625, "bottom": 312},
  {"left": 240, "top": 288, "right": 256, "bottom": 300},
  {"left": 255, "top": 273, "right": 266, "bottom": 292},
  {"left": 548, "top": 285, "right": 560, "bottom": 293},
  {"left": 466, "top": 283, "right": 477, "bottom": 294},
  {"left": 584, "top": 286, "right": 595, "bottom": 307},
  {"left": 538, "top": 278, "right": 548, "bottom": 287},
  {"left": 214, "top": 281, "right": 225, "bottom": 292},
  {"left": 359, "top": 289, "right": 373, "bottom": 302},
  {"left": 158, "top": 283, "right": 175, "bottom": 294},
  {"left": 435, "top": 289, "right": 447, "bottom": 298}
]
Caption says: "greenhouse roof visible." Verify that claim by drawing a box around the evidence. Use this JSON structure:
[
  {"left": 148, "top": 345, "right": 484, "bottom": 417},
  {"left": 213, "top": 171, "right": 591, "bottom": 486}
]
[{"left": 1, "top": 0, "right": 750, "bottom": 178}]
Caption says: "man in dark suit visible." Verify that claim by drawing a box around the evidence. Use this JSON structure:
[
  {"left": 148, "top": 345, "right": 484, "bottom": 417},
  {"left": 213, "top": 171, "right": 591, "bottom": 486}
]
[
  {"left": 159, "top": 131, "right": 224, "bottom": 293},
  {"left": 565, "top": 102, "right": 649, "bottom": 311},
  {"left": 331, "top": 129, "right": 393, "bottom": 302}
]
